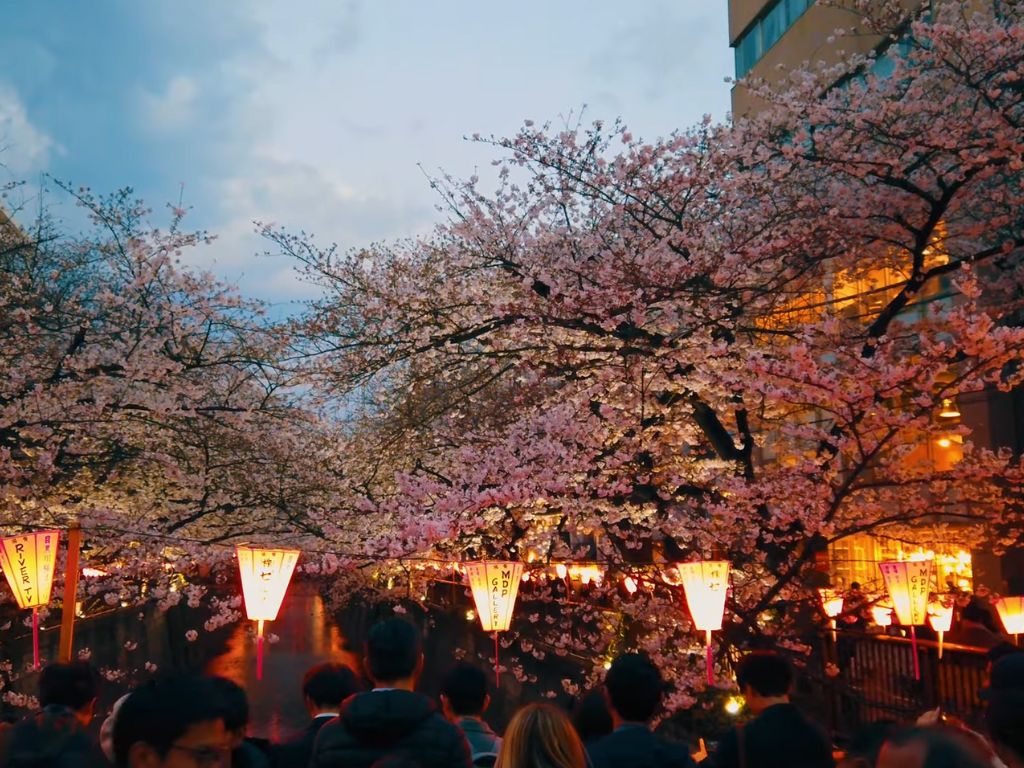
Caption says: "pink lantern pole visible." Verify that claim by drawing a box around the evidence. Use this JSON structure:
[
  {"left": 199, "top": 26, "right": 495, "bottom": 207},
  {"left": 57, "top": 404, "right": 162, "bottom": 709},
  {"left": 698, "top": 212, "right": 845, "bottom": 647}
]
[
  {"left": 878, "top": 560, "right": 932, "bottom": 680},
  {"left": 0, "top": 531, "right": 60, "bottom": 669},
  {"left": 236, "top": 546, "right": 300, "bottom": 680},
  {"left": 678, "top": 561, "right": 730, "bottom": 686},
  {"left": 464, "top": 561, "right": 524, "bottom": 686}
]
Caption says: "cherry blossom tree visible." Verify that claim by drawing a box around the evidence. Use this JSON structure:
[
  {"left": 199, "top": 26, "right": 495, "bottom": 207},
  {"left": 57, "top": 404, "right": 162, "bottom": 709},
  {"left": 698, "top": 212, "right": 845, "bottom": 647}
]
[{"left": 274, "top": 1, "right": 1024, "bottom": 703}]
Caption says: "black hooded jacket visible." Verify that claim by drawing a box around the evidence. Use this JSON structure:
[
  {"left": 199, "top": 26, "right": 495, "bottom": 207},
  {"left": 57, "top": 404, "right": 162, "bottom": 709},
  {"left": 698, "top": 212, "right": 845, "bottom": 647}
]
[{"left": 310, "top": 690, "right": 471, "bottom": 768}]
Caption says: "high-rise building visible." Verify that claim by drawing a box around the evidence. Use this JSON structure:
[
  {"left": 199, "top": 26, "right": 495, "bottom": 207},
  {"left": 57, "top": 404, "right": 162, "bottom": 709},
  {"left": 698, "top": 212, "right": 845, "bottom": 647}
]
[
  {"left": 726, "top": 0, "right": 1024, "bottom": 594},
  {"left": 728, "top": 0, "right": 920, "bottom": 115}
]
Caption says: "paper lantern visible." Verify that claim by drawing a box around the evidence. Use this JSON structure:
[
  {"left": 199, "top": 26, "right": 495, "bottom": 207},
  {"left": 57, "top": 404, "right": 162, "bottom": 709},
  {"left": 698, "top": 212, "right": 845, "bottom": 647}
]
[
  {"left": 0, "top": 531, "right": 60, "bottom": 669},
  {"left": 928, "top": 601, "right": 954, "bottom": 659},
  {"left": 994, "top": 596, "right": 1024, "bottom": 640},
  {"left": 818, "top": 588, "right": 845, "bottom": 642},
  {"left": 236, "top": 546, "right": 300, "bottom": 680},
  {"left": 878, "top": 560, "right": 932, "bottom": 680},
  {"left": 464, "top": 561, "right": 524, "bottom": 685},
  {"left": 871, "top": 604, "right": 893, "bottom": 628},
  {"left": 678, "top": 560, "right": 730, "bottom": 686}
]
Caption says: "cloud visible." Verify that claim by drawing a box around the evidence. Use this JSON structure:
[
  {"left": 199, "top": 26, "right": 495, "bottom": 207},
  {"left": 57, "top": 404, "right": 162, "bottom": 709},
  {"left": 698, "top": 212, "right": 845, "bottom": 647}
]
[
  {"left": 180, "top": 154, "right": 436, "bottom": 302},
  {"left": 0, "top": 81, "right": 56, "bottom": 174},
  {"left": 138, "top": 76, "right": 200, "bottom": 135}
]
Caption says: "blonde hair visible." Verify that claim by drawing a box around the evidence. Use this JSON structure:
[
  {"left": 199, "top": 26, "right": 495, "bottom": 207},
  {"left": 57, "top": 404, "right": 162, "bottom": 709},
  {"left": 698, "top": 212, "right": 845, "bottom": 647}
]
[{"left": 495, "top": 702, "right": 587, "bottom": 768}]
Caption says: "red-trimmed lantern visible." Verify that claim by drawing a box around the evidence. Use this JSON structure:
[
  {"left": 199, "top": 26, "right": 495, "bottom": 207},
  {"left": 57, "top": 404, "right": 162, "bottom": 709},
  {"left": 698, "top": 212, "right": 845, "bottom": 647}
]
[
  {"left": 928, "top": 600, "right": 954, "bottom": 659},
  {"left": 818, "top": 588, "right": 844, "bottom": 642},
  {"left": 879, "top": 560, "right": 932, "bottom": 680},
  {"left": 464, "top": 561, "right": 523, "bottom": 685},
  {"left": 994, "top": 596, "right": 1024, "bottom": 641},
  {"left": 236, "top": 546, "right": 300, "bottom": 680},
  {"left": 678, "top": 560, "right": 730, "bottom": 686},
  {"left": 0, "top": 531, "right": 60, "bottom": 669}
]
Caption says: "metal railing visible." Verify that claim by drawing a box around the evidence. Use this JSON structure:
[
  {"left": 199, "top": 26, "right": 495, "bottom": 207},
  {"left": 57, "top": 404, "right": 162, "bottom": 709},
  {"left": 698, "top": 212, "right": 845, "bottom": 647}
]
[{"left": 820, "top": 630, "right": 990, "bottom": 736}]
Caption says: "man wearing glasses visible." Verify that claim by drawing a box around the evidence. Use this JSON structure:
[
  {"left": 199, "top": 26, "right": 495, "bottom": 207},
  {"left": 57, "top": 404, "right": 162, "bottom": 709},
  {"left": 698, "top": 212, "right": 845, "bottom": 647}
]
[{"left": 112, "top": 677, "right": 230, "bottom": 768}]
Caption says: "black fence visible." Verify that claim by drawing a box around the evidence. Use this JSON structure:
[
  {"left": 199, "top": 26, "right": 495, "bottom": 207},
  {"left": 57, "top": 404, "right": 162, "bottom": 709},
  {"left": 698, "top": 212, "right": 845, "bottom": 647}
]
[{"left": 818, "top": 630, "right": 991, "bottom": 738}]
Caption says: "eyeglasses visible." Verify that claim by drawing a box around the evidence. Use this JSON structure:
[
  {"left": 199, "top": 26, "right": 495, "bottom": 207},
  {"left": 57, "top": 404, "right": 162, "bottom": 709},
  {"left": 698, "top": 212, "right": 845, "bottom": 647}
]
[{"left": 168, "top": 744, "right": 230, "bottom": 767}]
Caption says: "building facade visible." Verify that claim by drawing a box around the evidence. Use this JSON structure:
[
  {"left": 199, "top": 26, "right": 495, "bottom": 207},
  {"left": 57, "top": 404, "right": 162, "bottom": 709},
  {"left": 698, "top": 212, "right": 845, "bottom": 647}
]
[{"left": 726, "top": 0, "right": 1024, "bottom": 596}]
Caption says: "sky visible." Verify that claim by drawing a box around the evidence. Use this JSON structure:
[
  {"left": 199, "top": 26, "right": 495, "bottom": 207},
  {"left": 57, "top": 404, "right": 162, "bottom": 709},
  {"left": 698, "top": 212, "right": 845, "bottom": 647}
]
[{"left": 0, "top": 1, "right": 734, "bottom": 309}]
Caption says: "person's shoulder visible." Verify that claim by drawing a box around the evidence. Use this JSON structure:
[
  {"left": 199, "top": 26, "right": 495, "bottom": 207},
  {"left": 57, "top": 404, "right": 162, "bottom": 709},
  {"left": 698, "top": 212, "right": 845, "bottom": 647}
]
[{"left": 589, "top": 728, "right": 694, "bottom": 768}]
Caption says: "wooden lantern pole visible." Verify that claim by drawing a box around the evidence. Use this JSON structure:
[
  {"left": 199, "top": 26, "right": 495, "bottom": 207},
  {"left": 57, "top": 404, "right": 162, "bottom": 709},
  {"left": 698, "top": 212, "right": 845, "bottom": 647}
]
[{"left": 58, "top": 522, "right": 82, "bottom": 662}]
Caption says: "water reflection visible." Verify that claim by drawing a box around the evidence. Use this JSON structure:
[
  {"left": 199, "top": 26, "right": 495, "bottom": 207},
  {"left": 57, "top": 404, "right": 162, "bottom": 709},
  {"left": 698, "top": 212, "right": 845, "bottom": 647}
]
[{"left": 206, "top": 585, "right": 360, "bottom": 741}]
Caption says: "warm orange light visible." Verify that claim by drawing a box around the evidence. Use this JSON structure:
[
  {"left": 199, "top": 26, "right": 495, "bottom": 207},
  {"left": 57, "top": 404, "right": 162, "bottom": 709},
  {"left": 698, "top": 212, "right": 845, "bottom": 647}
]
[
  {"left": 938, "top": 398, "right": 961, "bottom": 419},
  {"left": 818, "top": 589, "right": 844, "bottom": 619},
  {"left": 464, "top": 561, "right": 523, "bottom": 633},
  {"left": 236, "top": 545, "right": 300, "bottom": 681},
  {"left": 937, "top": 437, "right": 952, "bottom": 448},
  {"left": 879, "top": 560, "right": 931, "bottom": 626},
  {"left": 678, "top": 561, "right": 730, "bottom": 631},
  {"left": 0, "top": 530, "right": 60, "bottom": 670},
  {"left": 555, "top": 563, "right": 568, "bottom": 580},
  {"left": 879, "top": 560, "right": 932, "bottom": 680},
  {"left": 994, "top": 596, "right": 1024, "bottom": 638},
  {"left": 236, "top": 546, "right": 300, "bottom": 622},
  {"left": 81, "top": 567, "right": 108, "bottom": 579},
  {"left": 871, "top": 605, "right": 893, "bottom": 627},
  {"left": 623, "top": 576, "right": 638, "bottom": 594},
  {"left": 0, "top": 531, "right": 60, "bottom": 609},
  {"left": 677, "top": 560, "right": 730, "bottom": 687},
  {"left": 928, "top": 601, "right": 954, "bottom": 633}
]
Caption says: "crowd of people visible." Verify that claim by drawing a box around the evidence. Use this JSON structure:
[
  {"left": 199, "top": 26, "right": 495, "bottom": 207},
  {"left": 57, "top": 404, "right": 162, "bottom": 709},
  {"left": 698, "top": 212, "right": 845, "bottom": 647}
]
[{"left": 0, "top": 616, "right": 1022, "bottom": 768}]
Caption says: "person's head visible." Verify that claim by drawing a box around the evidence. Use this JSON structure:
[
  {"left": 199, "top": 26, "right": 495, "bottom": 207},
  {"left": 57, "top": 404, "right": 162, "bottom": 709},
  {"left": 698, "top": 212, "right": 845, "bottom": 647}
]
[
  {"left": 113, "top": 676, "right": 228, "bottom": 768},
  {"left": 876, "top": 727, "right": 991, "bottom": 768},
  {"left": 302, "top": 663, "right": 359, "bottom": 717},
  {"left": 986, "top": 642, "right": 1021, "bottom": 677},
  {"left": 839, "top": 721, "right": 898, "bottom": 768},
  {"left": 850, "top": 582, "right": 862, "bottom": 591},
  {"left": 734, "top": 651, "right": 792, "bottom": 714},
  {"left": 985, "top": 654, "right": 1024, "bottom": 767},
  {"left": 365, "top": 619, "right": 423, "bottom": 688},
  {"left": 496, "top": 703, "right": 586, "bottom": 768},
  {"left": 38, "top": 662, "right": 99, "bottom": 725},
  {"left": 207, "top": 677, "right": 249, "bottom": 750},
  {"left": 961, "top": 599, "right": 995, "bottom": 629},
  {"left": 440, "top": 662, "right": 490, "bottom": 721},
  {"left": 603, "top": 653, "right": 663, "bottom": 725},
  {"left": 571, "top": 689, "right": 613, "bottom": 744}
]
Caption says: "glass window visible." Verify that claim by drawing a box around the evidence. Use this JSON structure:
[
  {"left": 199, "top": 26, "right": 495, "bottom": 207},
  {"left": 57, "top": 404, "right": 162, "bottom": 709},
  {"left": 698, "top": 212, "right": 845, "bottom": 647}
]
[
  {"left": 786, "top": 0, "right": 809, "bottom": 21},
  {"left": 734, "top": 24, "right": 762, "bottom": 79},
  {"left": 762, "top": 2, "right": 788, "bottom": 52}
]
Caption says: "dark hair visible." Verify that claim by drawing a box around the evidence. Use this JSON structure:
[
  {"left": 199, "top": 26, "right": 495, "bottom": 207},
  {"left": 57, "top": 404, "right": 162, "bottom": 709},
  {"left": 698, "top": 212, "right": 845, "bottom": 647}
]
[
  {"left": 604, "top": 653, "right": 663, "bottom": 722},
  {"left": 366, "top": 619, "right": 422, "bottom": 683},
  {"left": 440, "top": 662, "right": 489, "bottom": 717},
  {"left": 882, "top": 726, "right": 991, "bottom": 768},
  {"left": 113, "top": 677, "right": 226, "bottom": 768},
  {"left": 371, "top": 756, "right": 422, "bottom": 768},
  {"left": 303, "top": 663, "right": 359, "bottom": 708},
  {"left": 735, "top": 651, "right": 792, "bottom": 697},
  {"left": 208, "top": 676, "right": 249, "bottom": 732},
  {"left": 845, "top": 720, "right": 898, "bottom": 766},
  {"left": 962, "top": 599, "right": 997, "bottom": 630},
  {"left": 38, "top": 662, "right": 99, "bottom": 711},
  {"left": 571, "top": 689, "right": 613, "bottom": 743},
  {"left": 987, "top": 691, "right": 1024, "bottom": 763}
]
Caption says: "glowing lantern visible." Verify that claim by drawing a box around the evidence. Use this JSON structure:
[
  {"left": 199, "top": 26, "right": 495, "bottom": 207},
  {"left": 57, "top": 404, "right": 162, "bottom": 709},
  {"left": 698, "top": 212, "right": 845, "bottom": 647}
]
[
  {"left": 0, "top": 531, "right": 60, "bottom": 669},
  {"left": 555, "top": 563, "right": 568, "bottom": 580},
  {"left": 871, "top": 604, "right": 893, "bottom": 628},
  {"left": 818, "top": 589, "right": 844, "bottom": 642},
  {"left": 928, "top": 600, "right": 954, "bottom": 659},
  {"left": 878, "top": 560, "right": 932, "bottom": 680},
  {"left": 994, "top": 596, "right": 1024, "bottom": 641},
  {"left": 678, "top": 560, "right": 730, "bottom": 686},
  {"left": 464, "top": 561, "right": 523, "bottom": 685},
  {"left": 623, "top": 576, "right": 638, "bottom": 594},
  {"left": 236, "top": 546, "right": 300, "bottom": 680}
]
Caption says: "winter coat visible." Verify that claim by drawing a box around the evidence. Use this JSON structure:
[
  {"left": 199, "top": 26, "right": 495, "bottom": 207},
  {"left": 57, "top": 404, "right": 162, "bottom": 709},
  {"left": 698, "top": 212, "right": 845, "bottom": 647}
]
[{"left": 310, "top": 690, "right": 471, "bottom": 768}]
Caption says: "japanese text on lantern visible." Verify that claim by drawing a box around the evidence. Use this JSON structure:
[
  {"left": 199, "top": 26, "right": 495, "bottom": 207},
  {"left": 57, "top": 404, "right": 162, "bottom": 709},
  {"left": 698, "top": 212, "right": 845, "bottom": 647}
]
[
  {"left": 0, "top": 531, "right": 59, "bottom": 610},
  {"left": 677, "top": 560, "right": 729, "bottom": 631},
  {"left": 236, "top": 547, "right": 300, "bottom": 622},
  {"left": 879, "top": 560, "right": 931, "bottom": 626}
]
